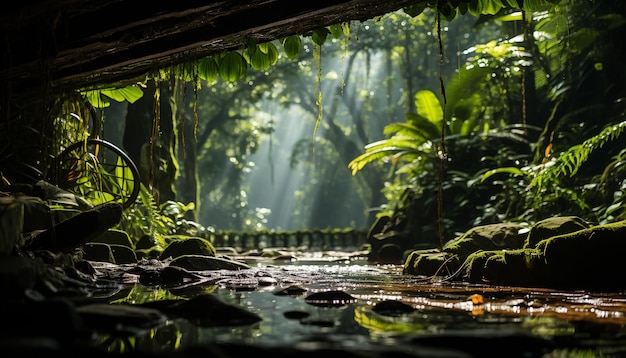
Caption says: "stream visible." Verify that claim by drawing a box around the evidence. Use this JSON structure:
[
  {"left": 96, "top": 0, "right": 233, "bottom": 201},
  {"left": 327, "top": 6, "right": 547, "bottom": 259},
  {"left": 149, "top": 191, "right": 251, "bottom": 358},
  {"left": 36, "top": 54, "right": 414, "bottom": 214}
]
[{"left": 85, "top": 249, "right": 626, "bottom": 357}]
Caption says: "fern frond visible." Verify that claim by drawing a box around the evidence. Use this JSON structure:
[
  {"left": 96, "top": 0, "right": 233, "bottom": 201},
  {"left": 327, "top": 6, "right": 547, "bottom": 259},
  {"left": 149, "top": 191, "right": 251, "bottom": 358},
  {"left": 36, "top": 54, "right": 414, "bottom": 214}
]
[{"left": 531, "top": 120, "right": 626, "bottom": 189}]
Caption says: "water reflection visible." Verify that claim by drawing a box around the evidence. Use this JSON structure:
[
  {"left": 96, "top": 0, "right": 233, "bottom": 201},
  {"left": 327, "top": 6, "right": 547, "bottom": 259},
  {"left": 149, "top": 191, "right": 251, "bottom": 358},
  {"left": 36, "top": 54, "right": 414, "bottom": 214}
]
[{"left": 93, "top": 256, "right": 626, "bottom": 356}]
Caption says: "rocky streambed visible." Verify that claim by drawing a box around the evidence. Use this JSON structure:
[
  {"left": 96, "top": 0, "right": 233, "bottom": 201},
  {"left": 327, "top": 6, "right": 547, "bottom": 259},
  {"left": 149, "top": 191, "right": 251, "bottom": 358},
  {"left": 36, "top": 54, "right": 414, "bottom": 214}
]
[{"left": 3, "top": 247, "right": 626, "bottom": 358}]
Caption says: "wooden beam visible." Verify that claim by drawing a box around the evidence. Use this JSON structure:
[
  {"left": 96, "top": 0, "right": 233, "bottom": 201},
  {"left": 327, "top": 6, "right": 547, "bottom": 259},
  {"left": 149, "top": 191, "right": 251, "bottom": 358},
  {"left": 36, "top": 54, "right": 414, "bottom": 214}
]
[{"left": 1, "top": 0, "right": 425, "bottom": 101}]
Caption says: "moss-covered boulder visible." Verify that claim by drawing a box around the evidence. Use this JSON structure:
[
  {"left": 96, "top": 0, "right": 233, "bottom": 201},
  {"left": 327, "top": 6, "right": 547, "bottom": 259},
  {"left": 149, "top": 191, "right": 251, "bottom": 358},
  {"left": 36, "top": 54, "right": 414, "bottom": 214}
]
[
  {"left": 159, "top": 237, "right": 216, "bottom": 260},
  {"left": 523, "top": 216, "right": 589, "bottom": 248},
  {"left": 403, "top": 249, "right": 456, "bottom": 277},
  {"left": 404, "top": 218, "right": 626, "bottom": 290},
  {"left": 480, "top": 249, "right": 546, "bottom": 287},
  {"left": 536, "top": 220, "right": 626, "bottom": 289},
  {"left": 442, "top": 222, "right": 529, "bottom": 260},
  {"left": 82, "top": 242, "right": 137, "bottom": 264},
  {"left": 82, "top": 242, "right": 115, "bottom": 263},
  {"left": 404, "top": 222, "right": 528, "bottom": 276},
  {"left": 109, "top": 243, "right": 138, "bottom": 264},
  {"left": 91, "top": 228, "right": 134, "bottom": 249}
]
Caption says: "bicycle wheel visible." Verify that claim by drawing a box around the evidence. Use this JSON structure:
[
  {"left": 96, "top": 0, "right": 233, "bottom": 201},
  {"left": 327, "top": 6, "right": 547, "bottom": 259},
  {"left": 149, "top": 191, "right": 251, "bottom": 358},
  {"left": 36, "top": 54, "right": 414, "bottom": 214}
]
[{"left": 49, "top": 139, "right": 140, "bottom": 209}]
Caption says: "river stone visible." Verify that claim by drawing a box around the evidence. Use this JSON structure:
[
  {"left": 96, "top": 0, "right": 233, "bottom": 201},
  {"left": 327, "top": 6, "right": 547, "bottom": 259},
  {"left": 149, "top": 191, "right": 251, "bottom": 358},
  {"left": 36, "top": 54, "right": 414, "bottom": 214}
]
[
  {"left": 91, "top": 228, "right": 134, "bottom": 248},
  {"left": 442, "top": 222, "right": 529, "bottom": 262},
  {"left": 523, "top": 216, "right": 590, "bottom": 248},
  {"left": 82, "top": 242, "right": 115, "bottom": 263},
  {"left": 108, "top": 243, "right": 138, "bottom": 264},
  {"left": 304, "top": 290, "right": 357, "bottom": 307},
  {"left": 459, "top": 250, "right": 501, "bottom": 283},
  {"left": 481, "top": 249, "right": 546, "bottom": 286},
  {"left": 159, "top": 236, "right": 216, "bottom": 260},
  {"left": 169, "top": 254, "right": 250, "bottom": 271},
  {"left": 139, "top": 265, "right": 202, "bottom": 287},
  {"left": 403, "top": 250, "right": 458, "bottom": 277},
  {"left": 82, "top": 241, "right": 135, "bottom": 265}
]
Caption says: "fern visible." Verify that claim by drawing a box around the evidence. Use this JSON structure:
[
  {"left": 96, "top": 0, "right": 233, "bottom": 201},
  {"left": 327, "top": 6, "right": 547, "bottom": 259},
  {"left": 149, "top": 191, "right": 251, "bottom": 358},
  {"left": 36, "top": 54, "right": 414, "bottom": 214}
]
[{"left": 531, "top": 120, "right": 626, "bottom": 190}]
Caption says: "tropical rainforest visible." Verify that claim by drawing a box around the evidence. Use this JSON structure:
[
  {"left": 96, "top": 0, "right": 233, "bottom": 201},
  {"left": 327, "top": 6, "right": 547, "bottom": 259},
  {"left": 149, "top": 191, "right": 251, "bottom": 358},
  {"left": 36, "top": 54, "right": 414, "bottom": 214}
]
[{"left": 1, "top": 0, "right": 625, "bottom": 251}]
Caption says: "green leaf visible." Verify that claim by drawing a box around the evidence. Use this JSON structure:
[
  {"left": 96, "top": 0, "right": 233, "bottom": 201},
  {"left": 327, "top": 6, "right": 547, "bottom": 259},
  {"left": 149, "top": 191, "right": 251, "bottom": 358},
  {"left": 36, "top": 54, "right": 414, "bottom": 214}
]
[
  {"left": 329, "top": 24, "right": 345, "bottom": 38},
  {"left": 403, "top": 3, "right": 427, "bottom": 17},
  {"left": 496, "top": 11, "right": 523, "bottom": 22},
  {"left": 102, "top": 86, "right": 143, "bottom": 103},
  {"left": 84, "top": 85, "right": 144, "bottom": 108},
  {"left": 414, "top": 90, "right": 443, "bottom": 124},
  {"left": 311, "top": 28, "right": 330, "bottom": 46},
  {"left": 283, "top": 35, "right": 302, "bottom": 60},
  {"left": 83, "top": 90, "right": 110, "bottom": 108},
  {"left": 500, "top": 0, "right": 521, "bottom": 8},
  {"left": 481, "top": 167, "right": 526, "bottom": 182}
]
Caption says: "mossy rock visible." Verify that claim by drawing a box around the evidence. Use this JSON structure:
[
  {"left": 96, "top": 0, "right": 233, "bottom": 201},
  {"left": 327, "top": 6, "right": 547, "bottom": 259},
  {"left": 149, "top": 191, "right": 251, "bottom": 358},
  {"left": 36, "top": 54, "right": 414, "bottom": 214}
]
[
  {"left": 536, "top": 220, "right": 626, "bottom": 289},
  {"left": 523, "top": 216, "right": 589, "bottom": 248},
  {"left": 91, "top": 229, "right": 133, "bottom": 249},
  {"left": 159, "top": 237, "right": 216, "bottom": 260},
  {"left": 170, "top": 254, "right": 250, "bottom": 271},
  {"left": 460, "top": 250, "right": 501, "bottom": 283},
  {"left": 442, "top": 222, "right": 529, "bottom": 262},
  {"left": 82, "top": 242, "right": 137, "bottom": 264},
  {"left": 82, "top": 242, "right": 114, "bottom": 263},
  {"left": 109, "top": 243, "right": 137, "bottom": 264},
  {"left": 481, "top": 249, "right": 545, "bottom": 286},
  {"left": 403, "top": 249, "right": 457, "bottom": 276}
]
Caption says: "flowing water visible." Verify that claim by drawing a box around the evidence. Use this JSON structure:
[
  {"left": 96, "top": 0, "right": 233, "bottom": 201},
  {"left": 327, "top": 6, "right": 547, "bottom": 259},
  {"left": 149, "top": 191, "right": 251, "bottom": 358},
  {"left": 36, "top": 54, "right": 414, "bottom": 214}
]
[{"left": 92, "top": 250, "right": 626, "bottom": 357}]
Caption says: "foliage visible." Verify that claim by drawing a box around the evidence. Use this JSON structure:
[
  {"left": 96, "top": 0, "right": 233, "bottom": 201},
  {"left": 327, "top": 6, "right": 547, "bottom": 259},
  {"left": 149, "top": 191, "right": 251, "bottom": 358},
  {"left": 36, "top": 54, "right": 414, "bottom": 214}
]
[
  {"left": 118, "top": 183, "right": 206, "bottom": 252},
  {"left": 46, "top": 0, "right": 626, "bottom": 246}
]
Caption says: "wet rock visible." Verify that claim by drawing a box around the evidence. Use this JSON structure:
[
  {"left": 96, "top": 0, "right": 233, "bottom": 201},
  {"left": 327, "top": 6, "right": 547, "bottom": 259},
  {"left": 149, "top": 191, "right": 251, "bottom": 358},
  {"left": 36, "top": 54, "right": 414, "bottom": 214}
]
[
  {"left": 138, "top": 265, "right": 202, "bottom": 287},
  {"left": 376, "top": 243, "right": 404, "bottom": 264},
  {"left": 91, "top": 228, "right": 134, "bottom": 248},
  {"left": 159, "top": 236, "right": 216, "bottom": 260},
  {"left": 304, "top": 290, "right": 357, "bottom": 307},
  {"left": 108, "top": 243, "right": 138, "bottom": 264},
  {"left": 273, "top": 284, "right": 308, "bottom": 296},
  {"left": 404, "top": 222, "right": 529, "bottom": 278},
  {"left": 257, "top": 275, "right": 278, "bottom": 286},
  {"left": 83, "top": 242, "right": 137, "bottom": 264},
  {"left": 407, "top": 218, "right": 626, "bottom": 290},
  {"left": 537, "top": 220, "right": 626, "bottom": 290},
  {"left": 82, "top": 242, "right": 115, "bottom": 263},
  {"left": 523, "top": 216, "right": 590, "bottom": 248},
  {"left": 403, "top": 250, "right": 458, "bottom": 277},
  {"left": 442, "top": 222, "right": 529, "bottom": 259}
]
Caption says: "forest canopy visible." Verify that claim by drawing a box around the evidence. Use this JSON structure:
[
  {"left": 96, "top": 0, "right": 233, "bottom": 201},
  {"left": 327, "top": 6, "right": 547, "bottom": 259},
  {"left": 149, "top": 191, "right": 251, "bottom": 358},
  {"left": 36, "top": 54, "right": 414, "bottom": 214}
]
[{"left": 1, "top": 0, "right": 625, "bottom": 248}]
